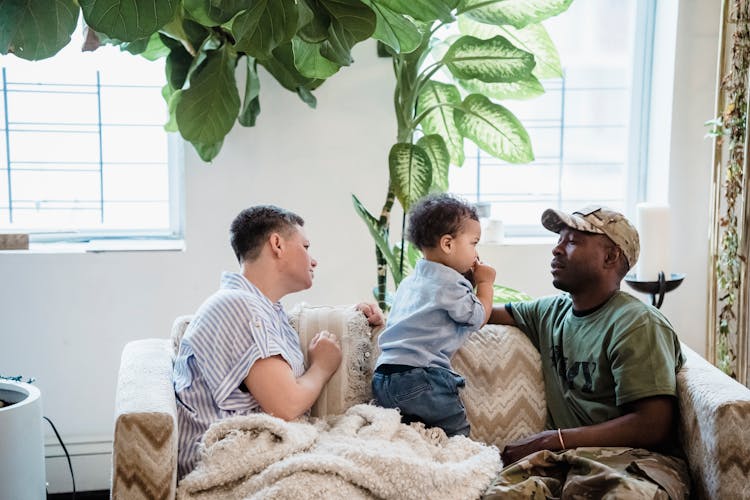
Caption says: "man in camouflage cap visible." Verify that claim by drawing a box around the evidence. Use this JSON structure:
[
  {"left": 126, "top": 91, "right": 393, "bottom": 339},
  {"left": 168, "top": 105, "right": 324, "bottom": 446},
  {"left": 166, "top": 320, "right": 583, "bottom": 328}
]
[{"left": 483, "top": 206, "right": 689, "bottom": 499}]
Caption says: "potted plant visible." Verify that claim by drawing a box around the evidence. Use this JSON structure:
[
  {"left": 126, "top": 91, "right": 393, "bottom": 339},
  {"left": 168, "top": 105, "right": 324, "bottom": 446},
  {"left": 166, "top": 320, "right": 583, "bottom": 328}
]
[
  {"left": 0, "top": 377, "right": 46, "bottom": 499},
  {"left": 350, "top": 0, "right": 573, "bottom": 308}
]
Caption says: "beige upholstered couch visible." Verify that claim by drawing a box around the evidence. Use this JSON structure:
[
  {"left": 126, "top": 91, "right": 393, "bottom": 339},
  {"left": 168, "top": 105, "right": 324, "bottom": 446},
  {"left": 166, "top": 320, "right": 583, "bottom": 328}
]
[{"left": 111, "top": 304, "right": 750, "bottom": 499}]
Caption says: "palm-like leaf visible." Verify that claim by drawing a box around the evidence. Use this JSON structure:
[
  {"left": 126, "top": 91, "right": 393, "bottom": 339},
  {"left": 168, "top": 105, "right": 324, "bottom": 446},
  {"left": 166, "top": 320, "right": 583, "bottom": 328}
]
[
  {"left": 443, "top": 35, "right": 535, "bottom": 83},
  {"left": 458, "top": 75, "right": 544, "bottom": 101},
  {"left": 417, "top": 135, "right": 450, "bottom": 192},
  {"left": 457, "top": 17, "right": 561, "bottom": 79},
  {"left": 389, "top": 142, "right": 433, "bottom": 211},
  {"left": 417, "top": 81, "right": 464, "bottom": 166},
  {"left": 352, "top": 194, "right": 402, "bottom": 283},
  {"left": 454, "top": 94, "right": 533, "bottom": 163},
  {"left": 459, "top": 0, "right": 573, "bottom": 30}
]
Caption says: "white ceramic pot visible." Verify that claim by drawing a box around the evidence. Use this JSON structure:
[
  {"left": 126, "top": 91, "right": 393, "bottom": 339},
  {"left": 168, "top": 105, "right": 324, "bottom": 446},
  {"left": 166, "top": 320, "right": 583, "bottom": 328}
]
[{"left": 0, "top": 380, "right": 46, "bottom": 499}]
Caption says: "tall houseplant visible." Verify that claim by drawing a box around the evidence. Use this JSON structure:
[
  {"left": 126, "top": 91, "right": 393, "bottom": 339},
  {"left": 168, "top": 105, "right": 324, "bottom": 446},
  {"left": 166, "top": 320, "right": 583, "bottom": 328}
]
[
  {"left": 1, "top": 0, "right": 380, "bottom": 161},
  {"left": 350, "top": 0, "right": 572, "bottom": 309}
]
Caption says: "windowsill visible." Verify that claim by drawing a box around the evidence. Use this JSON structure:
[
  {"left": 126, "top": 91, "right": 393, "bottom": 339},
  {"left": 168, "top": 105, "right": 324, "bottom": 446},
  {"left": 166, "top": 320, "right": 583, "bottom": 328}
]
[{"left": 0, "top": 239, "right": 185, "bottom": 254}]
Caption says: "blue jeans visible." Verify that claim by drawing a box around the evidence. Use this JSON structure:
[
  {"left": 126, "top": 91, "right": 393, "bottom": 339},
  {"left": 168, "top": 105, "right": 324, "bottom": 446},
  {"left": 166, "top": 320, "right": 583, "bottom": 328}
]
[{"left": 371, "top": 366, "right": 470, "bottom": 437}]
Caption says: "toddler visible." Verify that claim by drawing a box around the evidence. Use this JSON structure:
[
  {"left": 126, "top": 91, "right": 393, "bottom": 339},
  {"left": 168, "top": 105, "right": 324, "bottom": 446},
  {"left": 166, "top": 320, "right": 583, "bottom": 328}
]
[{"left": 372, "top": 193, "right": 496, "bottom": 436}]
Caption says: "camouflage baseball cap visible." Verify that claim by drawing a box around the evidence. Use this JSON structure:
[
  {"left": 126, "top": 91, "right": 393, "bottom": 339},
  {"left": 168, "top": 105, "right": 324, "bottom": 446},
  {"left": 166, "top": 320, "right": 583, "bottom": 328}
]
[{"left": 541, "top": 205, "right": 640, "bottom": 269}]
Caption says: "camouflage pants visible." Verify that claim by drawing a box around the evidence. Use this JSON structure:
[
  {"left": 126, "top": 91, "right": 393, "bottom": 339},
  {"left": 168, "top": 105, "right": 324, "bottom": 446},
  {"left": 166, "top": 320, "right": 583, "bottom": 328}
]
[{"left": 482, "top": 447, "right": 690, "bottom": 500}]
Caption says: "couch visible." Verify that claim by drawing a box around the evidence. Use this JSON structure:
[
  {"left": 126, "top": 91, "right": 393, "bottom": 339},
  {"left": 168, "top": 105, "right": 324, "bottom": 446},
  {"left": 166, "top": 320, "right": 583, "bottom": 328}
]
[{"left": 111, "top": 304, "right": 750, "bottom": 499}]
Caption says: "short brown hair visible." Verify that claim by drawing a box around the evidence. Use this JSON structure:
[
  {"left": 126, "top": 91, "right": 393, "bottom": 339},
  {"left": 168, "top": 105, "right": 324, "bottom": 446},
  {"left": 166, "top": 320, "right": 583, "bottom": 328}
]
[{"left": 230, "top": 205, "right": 304, "bottom": 263}]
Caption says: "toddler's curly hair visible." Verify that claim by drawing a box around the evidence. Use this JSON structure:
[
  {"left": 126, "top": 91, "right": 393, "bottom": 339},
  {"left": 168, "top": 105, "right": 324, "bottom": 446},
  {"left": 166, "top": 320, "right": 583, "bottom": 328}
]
[{"left": 407, "top": 193, "right": 479, "bottom": 250}]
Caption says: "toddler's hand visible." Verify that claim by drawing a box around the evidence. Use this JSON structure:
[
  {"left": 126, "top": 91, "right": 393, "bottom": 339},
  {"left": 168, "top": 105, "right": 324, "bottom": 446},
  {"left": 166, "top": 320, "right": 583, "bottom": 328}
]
[{"left": 472, "top": 259, "right": 496, "bottom": 286}]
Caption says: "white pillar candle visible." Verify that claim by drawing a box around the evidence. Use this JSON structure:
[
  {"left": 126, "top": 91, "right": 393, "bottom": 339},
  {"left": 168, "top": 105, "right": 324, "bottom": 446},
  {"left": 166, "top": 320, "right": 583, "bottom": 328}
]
[{"left": 636, "top": 203, "right": 671, "bottom": 281}]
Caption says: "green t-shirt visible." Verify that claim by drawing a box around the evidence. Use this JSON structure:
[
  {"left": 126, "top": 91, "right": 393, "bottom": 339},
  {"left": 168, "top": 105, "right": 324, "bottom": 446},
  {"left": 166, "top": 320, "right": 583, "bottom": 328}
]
[{"left": 510, "top": 291, "right": 684, "bottom": 430}]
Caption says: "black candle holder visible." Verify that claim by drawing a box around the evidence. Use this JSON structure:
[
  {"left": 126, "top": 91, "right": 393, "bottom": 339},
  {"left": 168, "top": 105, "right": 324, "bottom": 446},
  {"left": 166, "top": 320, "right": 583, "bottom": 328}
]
[{"left": 624, "top": 271, "right": 685, "bottom": 309}]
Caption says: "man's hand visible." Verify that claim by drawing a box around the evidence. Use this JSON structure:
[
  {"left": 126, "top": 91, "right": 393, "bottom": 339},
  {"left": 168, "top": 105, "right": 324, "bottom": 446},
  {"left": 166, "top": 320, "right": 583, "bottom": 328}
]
[
  {"left": 308, "top": 330, "right": 342, "bottom": 376},
  {"left": 501, "top": 429, "right": 560, "bottom": 465},
  {"left": 356, "top": 302, "right": 385, "bottom": 327}
]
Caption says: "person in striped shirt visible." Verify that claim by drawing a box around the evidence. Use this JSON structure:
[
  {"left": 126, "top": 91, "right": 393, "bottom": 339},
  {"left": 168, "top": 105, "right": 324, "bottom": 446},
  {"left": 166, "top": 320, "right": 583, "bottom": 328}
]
[{"left": 173, "top": 205, "right": 384, "bottom": 478}]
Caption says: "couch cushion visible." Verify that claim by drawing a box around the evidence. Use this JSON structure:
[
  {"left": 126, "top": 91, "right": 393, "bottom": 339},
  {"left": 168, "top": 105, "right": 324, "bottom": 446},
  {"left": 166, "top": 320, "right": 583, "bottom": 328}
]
[
  {"left": 288, "top": 304, "right": 376, "bottom": 417},
  {"left": 452, "top": 325, "right": 546, "bottom": 451},
  {"left": 677, "top": 344, "right": 750, "bottom": 500}
]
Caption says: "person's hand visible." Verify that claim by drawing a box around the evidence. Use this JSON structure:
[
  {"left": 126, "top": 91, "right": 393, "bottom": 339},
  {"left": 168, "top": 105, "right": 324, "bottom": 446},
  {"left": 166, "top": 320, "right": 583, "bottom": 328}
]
[
  {"left": 472, "top": 258, "right": 496, "bottom": 286},
  {"left": 356, "top": 302, "right": 385, "bottom": 327},
  {"left": 308, "top": 330, "right": 342, "bottom": 376},
  {"left": 500, "top": 430, "right": 560, "bottom": 465}
]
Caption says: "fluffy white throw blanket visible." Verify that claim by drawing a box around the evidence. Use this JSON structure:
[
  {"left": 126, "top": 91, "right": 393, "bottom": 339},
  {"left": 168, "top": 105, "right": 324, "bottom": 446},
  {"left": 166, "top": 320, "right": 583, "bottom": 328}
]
[{"left": 177, "top": 404, "right": 501, "bottom": 500}]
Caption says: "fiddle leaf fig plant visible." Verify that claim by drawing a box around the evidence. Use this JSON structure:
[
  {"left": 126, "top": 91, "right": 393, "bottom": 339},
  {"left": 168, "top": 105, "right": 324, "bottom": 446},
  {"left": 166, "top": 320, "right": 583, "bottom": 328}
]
[
  {"left": 1, "top": 0, "right": 377, "bottom": 161},
  {"left": 350, "top": 0, "right": 572, "bottom": 309}
]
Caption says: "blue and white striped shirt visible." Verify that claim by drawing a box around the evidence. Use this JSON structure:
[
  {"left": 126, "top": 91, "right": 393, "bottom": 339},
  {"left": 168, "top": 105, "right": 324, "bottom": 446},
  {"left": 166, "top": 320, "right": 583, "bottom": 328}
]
[{"left": 173, "top": 272, "right": 305, "bottom": 478}]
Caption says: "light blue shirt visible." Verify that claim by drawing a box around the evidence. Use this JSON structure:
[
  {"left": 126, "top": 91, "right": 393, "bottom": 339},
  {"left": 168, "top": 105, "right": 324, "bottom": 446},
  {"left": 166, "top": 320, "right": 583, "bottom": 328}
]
[
  {"left": 173, "top": 272, "right": 305, "bottom": 478},
  {"left": 376, "top": 259, "right": 486, "bottom": 370}
]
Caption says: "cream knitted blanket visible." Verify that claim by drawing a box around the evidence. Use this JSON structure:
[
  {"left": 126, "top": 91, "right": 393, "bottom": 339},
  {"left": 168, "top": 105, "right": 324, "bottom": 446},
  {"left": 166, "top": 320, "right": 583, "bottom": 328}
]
[{"left": 177, "top": 404, "right": 501, "bottom": 500}]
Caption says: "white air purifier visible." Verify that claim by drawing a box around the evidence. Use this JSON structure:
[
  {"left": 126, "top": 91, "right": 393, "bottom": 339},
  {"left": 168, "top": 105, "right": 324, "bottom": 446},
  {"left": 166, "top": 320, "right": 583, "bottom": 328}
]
[{"left": 0, "top": 380, "right": 46, "bottom": 500}]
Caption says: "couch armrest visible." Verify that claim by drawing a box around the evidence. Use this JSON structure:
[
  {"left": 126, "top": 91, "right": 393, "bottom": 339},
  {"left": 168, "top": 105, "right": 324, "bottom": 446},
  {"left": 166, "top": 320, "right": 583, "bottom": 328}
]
[
  {"left": 677, "top": 344, "right": 750, "bottom": 500},
  {"left": 112, "top": 339, "right": 178, "bottom": 500}
]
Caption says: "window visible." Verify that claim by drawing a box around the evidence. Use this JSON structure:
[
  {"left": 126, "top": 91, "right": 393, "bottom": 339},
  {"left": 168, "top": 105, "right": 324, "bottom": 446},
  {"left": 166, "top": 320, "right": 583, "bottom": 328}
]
[
  {"left": 0, "top": 26, "right": 181, "bottom": 244},
  {"left": 449, "top": 0, "right": 652, "bottom": 237}
]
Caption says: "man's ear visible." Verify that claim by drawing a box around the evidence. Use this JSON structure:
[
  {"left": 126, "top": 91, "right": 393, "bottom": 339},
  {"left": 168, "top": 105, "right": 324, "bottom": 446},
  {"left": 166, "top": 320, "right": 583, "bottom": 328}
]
[
  {"left": 439, "top": 234, "right": 453, "bottom": 254},
  {"left": 269, "top": 233, "right": 283, "bottom": 257},
  {"left": 603, "top": 245, "right": 621, "bottom": 269}
]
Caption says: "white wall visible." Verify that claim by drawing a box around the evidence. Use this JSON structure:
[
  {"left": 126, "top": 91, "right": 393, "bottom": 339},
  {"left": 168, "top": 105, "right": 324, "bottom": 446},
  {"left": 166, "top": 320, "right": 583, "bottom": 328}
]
[{"left": 0, "top": 1, "right": 721, "bottom": 492}]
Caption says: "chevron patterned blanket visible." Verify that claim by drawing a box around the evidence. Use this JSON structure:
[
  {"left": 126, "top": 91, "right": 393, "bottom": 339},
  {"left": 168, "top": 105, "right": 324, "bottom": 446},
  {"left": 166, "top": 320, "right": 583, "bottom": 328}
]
[{"left": 176, "top": 404, "right": 501, "bottom": 500}]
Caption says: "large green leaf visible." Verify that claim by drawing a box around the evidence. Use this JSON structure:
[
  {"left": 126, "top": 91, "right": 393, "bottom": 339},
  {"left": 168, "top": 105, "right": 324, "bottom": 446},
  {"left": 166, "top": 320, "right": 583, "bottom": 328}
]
[
  {"left": 260, "top": 42, "right": 323, "bottom": 93},
  {"left": 417, "top": 134, "right": 450, "bottom": 192},
  {"left": 319, "top": 0, "right": 376, "bottom": 66},
  {"left": 0, "top": 0, "right": 78, "bottom": 60},
  {"left": 297, "top": 0, "right": 330, "bottom": 43},
  {"left": 416, "top": 81, "right": 464, "bottom": 166},
  {"left": 193, "top": 139, "right": 225, "bottom": 162},
  {"left": 459, "top": 0, "right": 573, "bottom": 29},
  {"left": 376, "top": 0, "right": 457, "bottom": 23},
  {"left": 175, "top": 44, "right": 240, "bottom": 147},
  {"left": 80, "top": 0, "right": 179, "bottom": 42},
  {"left": 292, "top": 37, "right": 341, "bottom": 78},
  {"left": 165, "top": 42, "right": 193, "bottom": 90},
  {"left": 458, "top": 74, "right": 544, "bottom": 101},
  {"left": 238, "top": 56, "right": 261, "bottom": 126},
  {"left": 443, "top": 35, "right": 534, "bottom": 83},
  {"left": 392, "top": 240, "right": 422, "bottom": 285},
  {"left": 352, "top": 194, "right": 402, "bottom": 283},
  {"left": 458, "top": 16, "right": 561, "bottom": 79},
  {"left": 161, "top": 10, "right": 209, "bottom": 54},
  {"left": 183, "top": 0, "right": 251, "bottom": 26},
  {"left": 388, "top": 142, "right": 432, "bottom": 211},
  {"left": 454, "top": 94, "right": 533, "bottom": 163},
  {"left": 360, "top": 0, "right": 422, "bottom": 54},
  {"left": 493, "top": 284, "right": 532, "bottom": 303},
  {"left": 231, "top": 0, "right": 299, "bottom": 59}
]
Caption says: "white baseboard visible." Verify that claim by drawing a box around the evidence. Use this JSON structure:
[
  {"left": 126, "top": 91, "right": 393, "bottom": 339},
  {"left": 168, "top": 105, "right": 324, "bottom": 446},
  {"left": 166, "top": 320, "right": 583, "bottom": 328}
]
[{"left": 45, "top": 435, "right": 112, "bottom": 494}]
